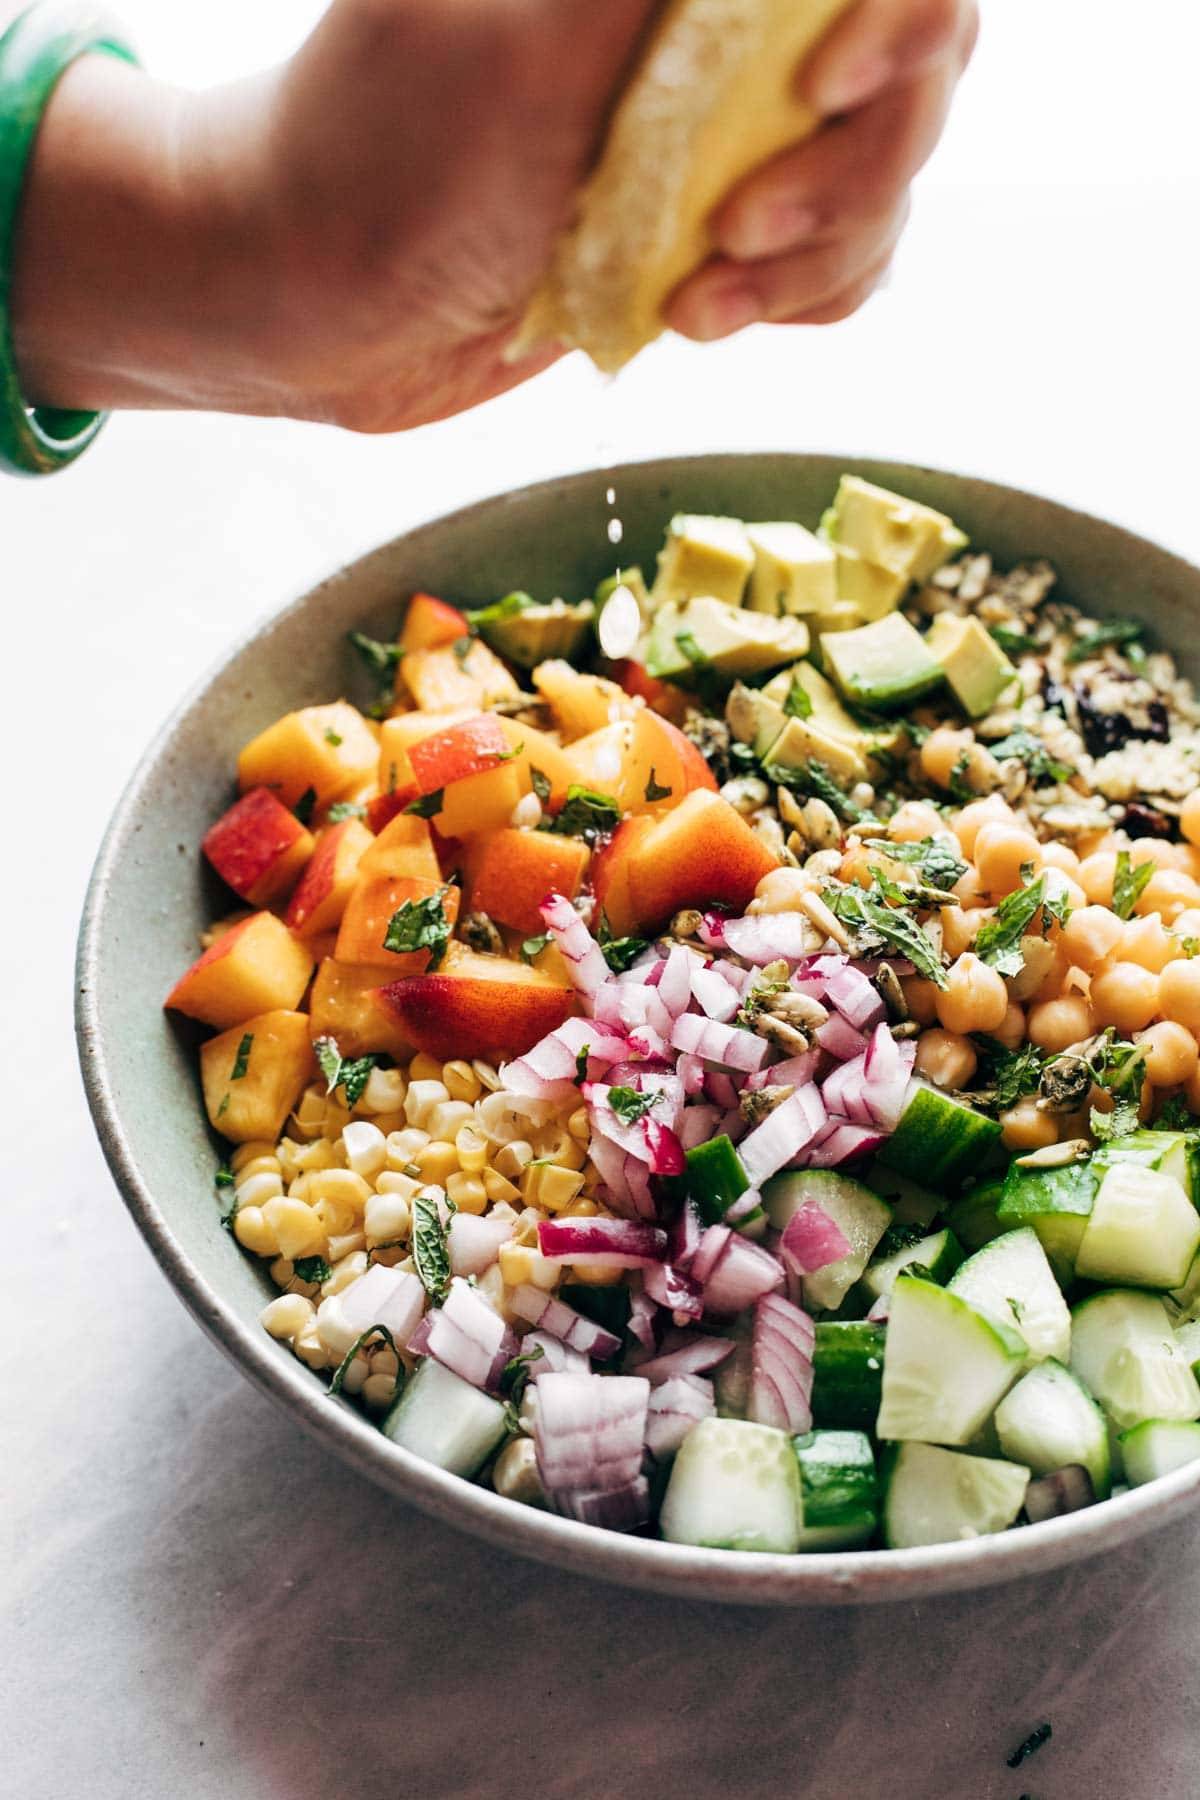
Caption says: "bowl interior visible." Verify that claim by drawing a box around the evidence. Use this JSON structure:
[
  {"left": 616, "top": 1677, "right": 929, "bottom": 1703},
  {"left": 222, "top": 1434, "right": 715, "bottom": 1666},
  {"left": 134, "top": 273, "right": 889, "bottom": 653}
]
[{"left": 77, "top": 452, "right": 1200, "bottom": 1604}]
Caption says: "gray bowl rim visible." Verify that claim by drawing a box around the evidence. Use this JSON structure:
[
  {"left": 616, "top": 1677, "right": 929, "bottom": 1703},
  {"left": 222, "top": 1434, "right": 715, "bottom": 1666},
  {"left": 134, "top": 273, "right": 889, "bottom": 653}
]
[{"left": 76, "top": 449, "right": 1200, "bottom": 1607}]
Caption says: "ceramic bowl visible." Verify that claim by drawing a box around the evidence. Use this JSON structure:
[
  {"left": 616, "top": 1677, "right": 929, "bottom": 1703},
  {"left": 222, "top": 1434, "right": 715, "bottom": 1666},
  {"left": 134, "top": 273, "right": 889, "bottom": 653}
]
[{"left": 77, "top": 452, "right": 1200, "bottom": 1605}]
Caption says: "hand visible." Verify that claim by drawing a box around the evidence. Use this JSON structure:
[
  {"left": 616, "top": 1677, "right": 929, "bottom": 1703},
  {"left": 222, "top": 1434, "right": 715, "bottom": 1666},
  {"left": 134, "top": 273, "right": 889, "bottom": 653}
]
[{"left": 666, "top": 0, "right": 979, "bottom": 342}]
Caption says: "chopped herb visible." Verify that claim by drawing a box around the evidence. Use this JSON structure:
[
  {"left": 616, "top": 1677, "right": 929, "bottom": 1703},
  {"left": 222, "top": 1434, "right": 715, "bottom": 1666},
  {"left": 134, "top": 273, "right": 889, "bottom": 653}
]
[
  {"left": 989, "top": 625, "right": 1038, "bottom": 656},
  {"left": 765, "top": 758, "right": 875, "bottom": 825},
  {"left": 597, "top": 912, "right": 650, "bottom": 973},
  {"left": 1155, "top": 1093, "right": 1195, "bottom": 1131},
  {"left": 947, "top": 749, "right": 975, "bottom": 804},
  {"left": 875, "top": 1222, "right": 928, "bottom": 1258},
  {"left": 215, "top": 1164, "right": 238, "bottom": 1233},
  {"left": 293, "top": 1255, "right": 332, "bottom": 1286},
  {"left": 383, "top": 883, "right": 453, "bottom": 968},
  {"left": 216, "top": 1093, "right": 230, "bottom": 1119},
  {"left": 574, "top": 1043, "right": 591, "bottom": 1084},
  {"left": 214, "top": 1163, "right": 235, "bottom": 1190},
  {"left": 230, "top": 1033, "right": 254, "bottom": 1081},
  {"left": 974, "top": 875, "right": 1050, "bottom": 976},
  {"left": 347, "top": 629, "right": 403, "bottom": 676},
  {"left": 314, "top": 1034, "right": 342, "bottom": 1093},
  {"left": 865, "top": 865, "right": 914, "bottom": 908},
  {"left": 412, "top": 1190, "right": 452, "bottom": 1303},
  {"left": 973, "top": 1038, "right": 1045, "bottom": 1109},
  {"left": 1066, "top": 619, "right": 1144, "bottom": 663},
  {"left": 644, "top": 768, "right": 673, "bottom": 803},
  {"left": 862, "top": 835, "right": 967, "bottom": 892},
  {"left": 1007, "top": 1722, "right": 1052, "bottom": 1769},
  {"left": 530, "top": 767, "right": 552, "bottom": 805},
  {"left": 465, "top": 591, "right": 537, "bottom": 629},
  {"left": 328, "top": 1325, "right": 399, "bottom": 1399},
  {"left": 987, "top": 727, "right": 1075, "bottom": 786},
  {"left": 824, "top": 884, "right": 948, "bottom": 987},
  {"left": 313, "top": 1033, "right": 383, "bottom": 1105},
  {"left": 404, "top": 789, "right": 444, "bottom": 819},
  {"left": 452, "top": 634, "right": 475, "bottom": 665},
  {"left": 547, "top": 785, "right": 621, "bottom": 842},
  {"left": 521, "top": 933, "right": 551, "bottom": 963},
  {"left": 1180, "top": 936, "right": 1200, "bottom": 958},
  {"left": 324, "top": 727, "right": 344, "bottom": 747},
  {"left": 293, "top": 787, "right": 317, "bottom": 826},
  {"left": 327, "top": 801, "right": 367, "bottom": 822},
  {"left": 1112, "top": 849, "right": 1155, "bottom": 921},
  {"left": 674, "top": 630, "right": 710, "bottom": 667},
  {"left": 783, "top": 674, "right": 813, "bottom": 719},
  {"left": 737, "top": 973, "right": 790, "bottom": 1029},
  {"left": 1089, "top": 1030, "right": 1147, "bottom": 1141},
  {"left": 495, "top": 740, "right": 524, "bottom": 762},
  {"left": 500, "top": 1343, "right": 545, "bottom": 1417},
  {"left": 607, "top": 1085, "right": 663, "bottom": 1126},
  {"left": 1007, "top": 1296, "right": 1025, "bottom": 1323}
]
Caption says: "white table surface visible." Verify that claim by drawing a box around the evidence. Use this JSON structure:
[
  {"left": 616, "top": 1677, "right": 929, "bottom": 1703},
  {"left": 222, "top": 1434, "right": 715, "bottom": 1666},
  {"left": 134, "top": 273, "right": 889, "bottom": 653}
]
[{"left": 9, "top": 4, "right": 1200, "bottom": 1794}]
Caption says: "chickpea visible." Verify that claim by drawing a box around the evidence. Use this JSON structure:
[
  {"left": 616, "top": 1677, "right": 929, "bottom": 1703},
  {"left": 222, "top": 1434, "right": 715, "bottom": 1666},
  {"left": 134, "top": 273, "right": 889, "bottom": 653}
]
[
  {"left": 921, "top": 726, "right": 974, "bottom": 790},
  {"left": 1128, "top": 836, "right": 1187, "bottom": 872},
  {"left": 901, "top": 975, "right": 941, "bottom": 1025},
  {"left": 1171, "top": 908, "right": 1200, "bottom": 942},
  {"left": 1077, "top": 851, "right": 1117, "bottom": 906},
  {"left": 999, "top": 1097, "right": 1059, "bottom": 1152},
  {"left": 888, "top": 801, "right": 945, "bottom": 842},
  {"left": 1138, "top": 1021, "right": 1200, "bottom": 1087},
  {"left": 749, "top": 867, "right": 813, "bottom": 914},
  {"left": 1185, "top": 1063, "right": 1200, "bottom": 1113},
  {"left": 935, "top": 953, "right": 1009, "bottom": 1035},
  {"left": 1157, "top": 958, "right": 1200, "bottom": 1033},
  {"left": 1121, "top": 914, "right": 1183, "bottom": 973},
  {"left": 952, "top": 868, "right": 989, "bottom": 907},
  {"left": 940, "top": 905, "right": 984, "bottom": 959},
  {"left": 992, "top": 1000, "right": 1027, "bottom": 1051},
  {"left": 1179, "top": 847, "right": 1200, "bottom": 885},
  {"left": 914, "top": 1028, "right": 978, "bottom": 1090},
  {"left": 1090, "top": 961, "right": 1161, "bottom": 1033},
  {"left": 838, "top": 843, "right": 876, "bottom": 890},
  {"left": 1062, "top": 904, "right": 1125, "bottom": 971},
  {"left": 951, "top": 795, "right": 1012, "bottom": 858},
  {"left": 1135, "top": 869, "right": 1200, "bottom": 925},
  {"left": 1040, "top": 842, "right": 1081, "bottom": 877},
  {"left": 973, "top": 824, "right": 1043, "bottom": 899},
  {"left": 1026, "top": 994, "right": 1094, "bottom": 1053},
  {"left": 1007, "top": 935, "right": 1061, "bottom": 1004},
  {"left": 1181, "top": 792, "right": 1200, "bottom": 848}
]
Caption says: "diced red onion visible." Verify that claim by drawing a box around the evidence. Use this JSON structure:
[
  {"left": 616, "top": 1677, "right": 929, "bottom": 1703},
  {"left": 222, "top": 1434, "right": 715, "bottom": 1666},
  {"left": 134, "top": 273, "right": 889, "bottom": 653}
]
[
  {"left": 747, "top": 1051, "right": 822, "bottom": 1092},
  {"left": 821, "top": 1053, "right": 876, "bottom": 1126},
  {"left": 724, "top": 1186, "right": 763, "bottom": 1225},
  {"left": 643, "top": 1258, "right": 703, "bottom": 1320},
  {"left": 605, "top": 1057, "right": 673, "bottom": 1086},
  {"left": 748, "top": 1292, "right": 815, "bottom": 1434},
  {"left": 500, "top": 1015, "right": 628, "bottom": 1098},
  {"left": 540, "top": 892, "right": 609, "bottom": 1002},
  {"left": 586, "top": 1129, "right": 656, "bottom": 1221},
  {"left": 586, "top": 1082, "right": 684, "bottom": 1175},
  {"left": 803, "top": 1122, "right": 886, "bottom": 1168},
  {"left": 425, "top": 1277, "right": 518, "bottom": 1392},
  {"left": 677, "top": 1102, "right": 721, "bottom": 1152},
  {"left": 703, "top": 1069, "right": 740, "bottom": 1109},
  {"left": 537, "top": 1216, "right": 667, "bottom": 1268},
  {"left": 658, "top": 945, "right": 697, "bottom": 1018},
  {"left": 714, "top": 958, "right": 755, "bottom": 996},
  {"left": 628, "top": 1284, "right": 659, "bottom": 1350},
  {"left": 690, "top": 966, "right": 740, "bottom": 1022},
  {"left": 700, "top": 1231, "right": 784, "bottom": 1315},
  {"left": 824, "top": 962, "right": 887, "bottom": 1030},
  {"left": 668, "top": 1200, "right": 703, "bottom": 1272},
  {"left": 627, "top": 1025, "right": 669, "bottom": 1060},
  {"left": 690, "top": 1224, "right": 732, "bottom": 1286},
  {"left": 861, "top": 1022, "right": 916, "bottom": 1131},
  {"left": 721, "top": 913, "right": 816, "bottom": 965},
  {"left": 509, "top": 1284, "right": 623, "bottom": 1360},
  {"left": 697, "top": 912, "right": 727, "bottom": 948},
  {"left": 671, "top": 1012, "right": 769, "bottom": 1073},
  {"left": 815, "top": 1011, "right": 869, "bottom": 1062},
  {"left": 738, "top": 1084, "right": 828, "bottom": 1186},
  {"left": 328, "top": 1263, "right": 425, "bottom": 1353},
  {"left": 645, "top": 1375, "right": 715, "bottom": 1458},
  {"left": 521, "top": 1330, "right": 590, "bottom": 1379},
  {"left": 407, "top": 1312, "right": 435, "bottom": 1358},
  {"left": 779, "top": 1200, "right": 853, "bottom": 1276},
  {"left": 631, "top": 1335, "right": 736, "bottom": 1383},
  {"left": 533, "top": 1371, "right": 649, "bottom": 1493},
  {"left": 447, "top": 1210, "right": 514, "bottom": 1277},
  {"left": 594, "top": 979, "right": 672, "bottom": 1043},
  {"left": 549, "top": 1476, "right": 651, "bottom": 1531},
  {"left": 866, "top": 1293, "right": 890, "bottom": 1324},
  {"left": 677, "top": 1051, "right": 706, "bottom": 1096}
]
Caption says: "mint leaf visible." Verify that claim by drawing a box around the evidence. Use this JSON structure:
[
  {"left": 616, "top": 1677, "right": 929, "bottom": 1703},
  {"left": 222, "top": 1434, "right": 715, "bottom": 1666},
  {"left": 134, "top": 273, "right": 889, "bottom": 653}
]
[
  {"left": 314, "top": 1035, "right": 343, "bottom": 1093},
  {"left": 861, "top": 835, "right": 967, "bottom": 892},
  {"left": 974, "top": 875, "right": 1049, "bottom": 976},
  {"left": 597, "top": 912, "right": 649, "bottom": 973},
  {"left": 293, "top": 1255, "right": 332, "bottom": 1285},
  {"left": 348, "top": 630, "right": 402, "bottom": 676},
  {"left": 765, "top": 758, "right": 873, "bottom": 825},
  {"left": 412, "top": 1190, "right": 452, "bottom": 1304},
  {"left": 823, "top": 884, "right": 947, "bottom": 987},
  {"left": 987, "top": 727, "right": 1074, "bottom": 786},
  {"left": 607, "top": 1086, "right": 662, "bottom": 1126},
  {"left": 293, "top": 788, "right": 317, "bottom": 826},
  {"left": 575, "top": 1043, "right": 590, "bottom": 1084},
  {"left": 314, "top": 1033, "right": 381, "bottom": 1105},
  {"left": 1112, "top": 849, "right": 1155, "bottom": 921},
  {"left": 530, "top": 767, "right": 552, "bottom": 805},
  {"left": 324, "top": 728, "right": 343, "bottom": 747},
  {"left": 547, "top": 785, "right": 621, "bottom": 841},
  {"left": 644, "top": 768, "right": 672, "bottom": 803},
  {"left": 328, "top": 801, "right": 367, "bottom": 822},
  {"left": 521, "top": 933, "right": 551, "bottom": 963},
  {"left": 231, "top": 1033, "right": 254, "bottom": 1081},
  {"left": 784, "top": 675, "right": 813, "bottom": 719},
  {"left": 973, "top": 1037, "right": 1045, "bottom": 1108},
  {"left": 383, "top": 883, "right": 453, "bottom": 967},
  {"left": 404, "top": 789, "right": 444, "bottom": 818}
]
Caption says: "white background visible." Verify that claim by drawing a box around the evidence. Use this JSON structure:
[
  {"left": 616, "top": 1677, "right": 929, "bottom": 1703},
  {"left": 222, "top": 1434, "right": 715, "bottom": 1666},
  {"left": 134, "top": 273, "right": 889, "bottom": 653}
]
[{"left": 8, "top": 4, "right": 1200, "bottom": 1796}]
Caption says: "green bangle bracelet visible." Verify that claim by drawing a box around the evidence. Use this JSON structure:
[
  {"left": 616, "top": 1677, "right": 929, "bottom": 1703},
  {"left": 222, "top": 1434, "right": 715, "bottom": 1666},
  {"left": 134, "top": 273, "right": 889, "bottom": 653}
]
[{"left": 0, "top": 2, "right": 138, "bottom": 476}]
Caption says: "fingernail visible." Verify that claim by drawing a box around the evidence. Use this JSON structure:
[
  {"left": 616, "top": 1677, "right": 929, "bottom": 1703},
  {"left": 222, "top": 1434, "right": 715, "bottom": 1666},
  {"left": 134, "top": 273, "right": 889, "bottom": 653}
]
[
  {"left": 815, "top": 52, "right": 893, "bottom": 113},
  {"left": 689, "top": 281, "right": 760, "bottom": 342}
]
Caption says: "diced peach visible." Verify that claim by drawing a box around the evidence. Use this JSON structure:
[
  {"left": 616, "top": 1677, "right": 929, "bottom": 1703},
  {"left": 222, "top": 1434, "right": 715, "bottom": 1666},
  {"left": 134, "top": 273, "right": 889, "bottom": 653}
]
[
  {"left": 564, "top": 709, "right": 717, "bottom": 819},
  {"left": 399, "top": 639, "right": 519, "bottom": 712},
  {"left": 627, "top": 791, "right": 780, "bottom": 930},
  {"left": 201, "top": 787, "right": 315, "bottom": 906},
  {"left": 654, "top": 713, "right": 719, "bottom": 797},
  {"left": 237, "top": 702, "right": 379, "bottom": 809},
  {"left": 590, "top": 815, "right": 656, "bottom": 938},
  {"left": 434, "top": 762, "right": 525, "bottom": 839},
  {"left": 606, "top": 658, "right": 688, "bottom": 722},
  {"left": 165, "top": 912, "right": 314, "bottom": 1029},
  {"left": 463, "top": 829, "right": 590, "bottom": 937},
  {"left": 357, "top": 812, "right": 441, "bottom": 882},
  {"left": 335, "top": 874, "right": 460, "bottom": 971},
  {"left": 399, "top": 592, "right": 469, "bottom": 654},
  {"left": 200, "top": 1010, "right": 314, "bottom": 1143},
  {"left": 305, "top": 930, "right": 341, "bottom": 965},
  {"left": 408, "top": 714, "right": 509, "bottom": 794},
  {"left": 533, "top": 660, "right": 634, "bottom": 739},
  {"left": 309, "top": 959, "right": 414, "bottom": 1059},
  {"left": 492, "top": 716, "right": 579, "bottom": 812},
  {"left": 375, "top": 946, "right": 574, "bottom": 1060},
  {"left": 285, "top": 818, "right": 374, "bottom": 936}
]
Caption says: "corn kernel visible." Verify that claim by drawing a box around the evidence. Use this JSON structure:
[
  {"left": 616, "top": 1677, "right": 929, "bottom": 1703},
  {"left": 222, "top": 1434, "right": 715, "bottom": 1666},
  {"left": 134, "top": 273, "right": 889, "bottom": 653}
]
[
  {"left": 231, "top": 1140, "right": 280, "bottom": 1174},
  {"left": 477, "top": 1264, "right": 507, "bottom": 1315},
  {"left": 293, "top": 1326, "right": 331, "bottom": 1371},
  {"left": 405, "top": 1078, "right": 450, "bottom": 1129},
  {"left": 386, "top": 1126, "right": 430, "bottom": 1171},
  {"left": 367, "top": 1111, "right": 408, "bottom": 1138},
  {"left": 233, "top": 1204, "right": 276, "bottom": 1257},
  {"left": 443, "top": 1059, "right": 482, "bottom": 1103},
  {"left": 567, "top": 1262, "right": 624, "bottom": 1287},
  {"left": 276, "top": 1140, "right": 304, "bottom": 1183},
  {"left": 365, "top": 1191, "right": 411, "bottom": 1244},
  {"left": 562, "top": 1196, "right": 599, "bottom": 1218},
  {"left": 522, "top": 1162, "right": 585, "bottom": 1213},
  {"left": 323, "top": 1249, "right": 369, "bottom": 1296},
  {"left": 375, "top": 1169, "right": 420, "bottom": 1199},
  {"left": 312, "top": 1193, "right": 359, "bottom": 1239},
  {"left": 456, "top": 1124, "right": 488, "bottom": 1173},
  {"left": 362, "top": 1373, "right": 398, "bottom": 1409},
  {"left": 414, "top": 1140, "right": 459, "bottom": 1184},
  {"left": 342, "top": 1120, "right": 388, "bottom": 1181},
  {"left": 427, "top": 1099, "right": 475, "bottom": 1143},
  {"left": 535, "top": 1131, "right": 587, "bottom": 1172},
  {"left": 269, "top": 1256, "right": 295, "bottom": 1287},
  {"left": 327, "top": 1230, "right": 366, "bottom": 1262},
  {"left": 484, "top": 1169, "right": 521, "bottom": 1204},
  {"left": 498, "top": 1242, "right": 558, "bottom": 1290},
  {"left": 308, "top": 1168, "right": 372, "bottom": 1212},
  {"left": 472, "top": 1059, "right": 502, "bottom": 1092},
  {"left": 292, "top": 1087, "right": 330, "bottom": 1140},
  {"left": 409, "top": 1052, "right": 444, "bottom": 1083},
  {"left": 495, "top": 1140, "right": 534, "bottom": 1180},
  {"left": 358, "top": 1066, "right": 408, "bottom": 1115},
  {"left": 292, "top": 1136, "right": 338, "bottom": 1174},
  {"left": 262, "top": 1198, "right": 326, "bottom": 1261},
  {"left": 260, "top": 1293, "right": 315, "bottom": 1339},
  {"left": 567, "top": 1107, "right": 590, "bottom": 1142},
  {"left": 445, "top": 1171, "right": 488, "bottom": 1214}
]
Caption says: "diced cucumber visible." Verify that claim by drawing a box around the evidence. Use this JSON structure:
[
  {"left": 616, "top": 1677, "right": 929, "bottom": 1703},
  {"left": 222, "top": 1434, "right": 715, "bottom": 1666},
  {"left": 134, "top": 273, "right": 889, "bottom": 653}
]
[
  {"left": 686, "top": 1135, "right": 762, "bottom": 1228},
  {"left": 381, "top": 1356, "right": 508, "bottom": 1477},
  {"left": 863, "top": 1164, "right": 943, "bottom": 1227},
  {"left": 996, "top": 1155, "right": 1099, "bottom": 1283},
  {"left": 1118, "top": 1418, "right": 1200, "bottom": 1487},
  {"left": 820, "top": 613, "right": 944, "bottom": 711},
  {"left": 882, "top": 1442, "right": 1030, "bottom": 1548},
  {"left": 947, "top": 1227, "right": 1071, "bottom": 1363},
  {"left": 812, "top": 1321, "right": 886, "bottom": 1430},
  {"left": 763, "top": 1169, "right": 891, "bottom": 1310},
  {"left": 1074, "top": 1164, "right": 1200, "bottom": 1289},
  {"left": 1098, "top": 1128, "right": 1194, "bottom": 1200},
  {"left": 1175, "top": 1318, "right": 1200, "bottom": 1378},
  {"left": 993, "top": 1360, "right": 1111, "bottom": 1499},
  {"left": 659, "top": 1417, "right": 802, "bottom": 1553},
  {"left": 876, "top": 1274, "right": 1025, "bottom": 1445},
  {"left": 860, "top": 1227, "right": 963, "bottom": 1302},
  {"left": 1167, "top": 1249, "right": 1200, "bottom": 1325},
  {"left": 946, "top": 1177, "right": 1008, "bottom": 1251},
  {"left": 793, "top": 1430, "right": 879, "bottom": 1550},
  {"left": 878, "top": 1080, "right": 1002, "bottom": 1192},
  {"left": 1069, "top": 1290, "right": 1200, "bottom": 1431}
]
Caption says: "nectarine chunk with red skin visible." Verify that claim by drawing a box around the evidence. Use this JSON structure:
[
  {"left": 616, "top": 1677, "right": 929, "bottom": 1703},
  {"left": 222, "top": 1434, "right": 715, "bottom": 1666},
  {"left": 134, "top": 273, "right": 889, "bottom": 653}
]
[
  {"left": 564, "top": 709, "right": 717, "bottom": 820},
  {"left": 202, "top": 787, "right": 315, "bottom": 906},
  {"left": 607, "top": 658, "right": 688, "bottom": 722},
  {"left": 398, "top": 638, "right": 518, "bottom": 712},
  {"left": 463, "top": 829, "right": 590, "bottom": 937},
  {"left": 200, "top": 1010, "right": 314, "bottom": 1143},
  {"left": 375, "top": 947, "right": 575, "bottom": 1060},
  {"left": 285, "top": 818, "right": 374, "bottom": 936},
  {"left": 357, "top": 812, "right": 441, "bottom": 883},
  {"left": 237, "top": 702, "right": 378, "bottom": 809},
  {"left": 399, "top": 593, "right": 468, "bottom": 654},
  {"left": 626, "top": 791, "right": 780, "bottom": 931},
  {"left": 590, "top": 815, "right": 656, "bottom": 938},
  {"left": 335, "top": 874, "right": 460, "bottom": 971},
  {"left": 309, "top": 959, "right": 414, "bottom": 1060},
  {"left": 433, "top": 761, "right": 525, "bottom": 839},
  {"left": 493, "top": 716, "right": 579, "bottom": 813},
  {"left": 407, "top": 715, "right": 509, "bottom": 795},
  {"left": 165, "top": 912, "right": 314, "bottom": 1029}
]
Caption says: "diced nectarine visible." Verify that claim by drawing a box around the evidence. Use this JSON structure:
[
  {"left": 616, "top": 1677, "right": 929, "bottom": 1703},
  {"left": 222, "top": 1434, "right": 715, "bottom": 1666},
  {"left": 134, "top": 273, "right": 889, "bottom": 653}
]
[
  {"left": 590, "top": 815, "right": 656, "bottom": 938},
  {"left": 375, "top": 946, "right": 574, "bottom": 1060},
  {"left": 202, "top": 787, "right": 315, "bottom": 905},
  {"left": 237, "top": 702, "right": 379, "bottom": 809},
  {"left": 463, "top": 829, "right": 590, "bottom": 936},
  {"left": 433, "top": 761, "right": 525, "bottom": 839},
  {"left": 626, "top": 790, "right": 780, "bottom": 930},
  {"left": 165, "top": 912, "right": 314, "bottom": 1029},
  {"left": 356, "top": 812, "right": 441, "bottom": 882},
  {"left": 399, "top": 593, "right": 468, "bottom": 654},
  {"left": 563, "top": 709, "right": 715, "bottom": 818},
  {"left": 335, "top": 874, "right": 460, "bottom": 971},
  {"left": 532, "top": 660, "right": 634, "bottom": 739},
  {"left": 285, "top": 818, "right": 374, "bottom": 936},
  {"left": 408, "top": 715, "right": 509, "bottom": 794},
  {"left": 492, "top": 717, "right": 578, "bottom": 813},
  {"left": 309, "top": 959, "right": 414, "bottom": 1059},
  {"left": 399, "top": 639, "right": 518, "bottom": 712},
  {"left": 200, "top": 1010, "right": 314, "bottom": 1143}
]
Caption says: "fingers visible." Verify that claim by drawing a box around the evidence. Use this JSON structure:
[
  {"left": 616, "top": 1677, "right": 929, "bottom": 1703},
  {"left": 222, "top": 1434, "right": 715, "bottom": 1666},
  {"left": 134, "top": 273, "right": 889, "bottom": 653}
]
[
  {"left": 666, "top": 196, "right": 908, "bottom": 342},
  {"left": 799, "top": 0, "right": 978, "bottom": 116},
  {"left": 775, "top": 239, "right": 898, "bottom": 326},
  {"left": 712, "top": 60, "right": 957, "bottom": 262}
]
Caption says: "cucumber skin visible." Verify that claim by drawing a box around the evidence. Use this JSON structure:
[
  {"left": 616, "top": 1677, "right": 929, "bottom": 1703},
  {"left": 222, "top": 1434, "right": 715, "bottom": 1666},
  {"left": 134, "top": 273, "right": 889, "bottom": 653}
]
[
  {"left": 793, "top": 1429, "right": 879, "bottom": 1540},
  {"left": 879, "top": 1085, "right": 1002, "bottom": 1191},
  {"left": 946, "top": 1179, "right": 1008, "bottom": 1252},
  {"left": 1119, "top": 1419, "right": 1200, "bottom": 1487},
  {"left": 686, "top": 1135, "right": 758, "bottom": 1226},
  {"left": 996, "top": 1158, "right": 1100, "bottom": 1281},
  {"left": 812, "top": 1321, "right": 886, "bottom": 1431}
]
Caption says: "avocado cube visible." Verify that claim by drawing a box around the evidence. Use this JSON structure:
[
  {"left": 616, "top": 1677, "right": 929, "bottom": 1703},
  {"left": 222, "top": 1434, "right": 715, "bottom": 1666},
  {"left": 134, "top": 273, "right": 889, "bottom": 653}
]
[
  {"left": 820, "top": 613, "right": 943, "bottom": 711},
  {"left": 652, "top": 514, "right": 754, "bottom": 608},
  {"left": 827, "top": 476, "right": 966, "bottom": 583},
  {"left": 744, "top": 522, "right": 836, "bottom": 617},
  {"left": 925, "top": 614, "right": 1019, "bottom": 719},
  {"left": 762, "top": 716, "right": 869, "bottom": 785},
  {"left": 476, "top": 598, "right": 594, "bottom": 669},
  {"left": 831, "top": 541, "right": 908, "bottom": 621},
  {"left": 644, "top": 596, "right": 808, "bottom": 682}
]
